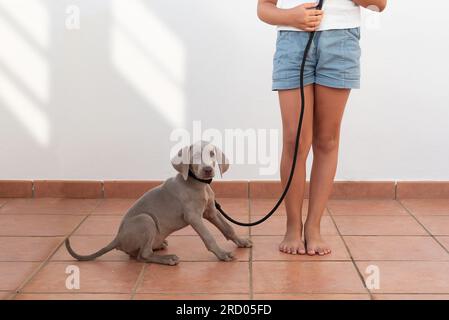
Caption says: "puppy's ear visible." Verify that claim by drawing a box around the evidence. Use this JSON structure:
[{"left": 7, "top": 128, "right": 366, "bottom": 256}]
[
  {"left": 215, "top": 146, "right": 229, "bottom": 177},
  {"left": 171, "top": 145, "right": 191, "bottom": 180}
]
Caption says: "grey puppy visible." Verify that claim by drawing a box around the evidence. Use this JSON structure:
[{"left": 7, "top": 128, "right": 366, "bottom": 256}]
[{"left": 66, "top": 141, "right": 252, "bottom": 265}]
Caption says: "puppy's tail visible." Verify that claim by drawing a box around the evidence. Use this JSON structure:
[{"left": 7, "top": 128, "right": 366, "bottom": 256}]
[{"left": 65, "top": 237, "right": 118, "bottom": 261}]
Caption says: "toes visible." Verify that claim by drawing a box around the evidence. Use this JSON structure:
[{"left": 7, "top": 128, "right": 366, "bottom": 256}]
[
  {"left": 237, "top": 238, "right": 252, "bottom": 248},
  {"left": 168, "top": 259, "right": 178, "bottom": 266},
  {"left": 306, "top": 245, "right": 331, "bottom": 256},
  {"left": 279, "top": 240, "right": 306, "bottom": 255},
  {"left": 169, "top": 255, "right": 180, "bottom": 264},
  {"left": 219, "top": 251, "right": 235, "bottom": 261},
  {"left": 165, "top": 255, "right": 179, "bottom": 266},
  {"left": 243, "top": 240, "right": 253, "bottom": 248},
  {"left": 279, "top": 244, "right": 289, "bottom": 254},
  {"left": 225, "top": 252, "right": 234, "bottom": 260}
]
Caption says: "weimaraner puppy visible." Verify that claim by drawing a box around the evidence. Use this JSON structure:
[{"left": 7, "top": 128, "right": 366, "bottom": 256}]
[{"left": 66, "top": 141, "right": 252, "bottom": 265}]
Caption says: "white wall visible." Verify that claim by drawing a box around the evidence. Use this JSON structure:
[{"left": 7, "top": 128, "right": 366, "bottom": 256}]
[{"left": 0, "top": 0, "right": 448, "bottom": 181}]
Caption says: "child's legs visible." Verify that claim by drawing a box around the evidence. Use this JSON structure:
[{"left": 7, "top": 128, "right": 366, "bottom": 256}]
[
  {"left": 278, "top": 85, "right": 314, "bottom": 254},
  {"left": 305, "top": 84, "right": 350, "bottom": 255}
]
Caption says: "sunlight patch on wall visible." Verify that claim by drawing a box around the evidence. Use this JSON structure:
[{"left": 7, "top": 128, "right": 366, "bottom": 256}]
[
  {"left": 0, "top": 1, "right": 49, "bottom": 102},
  {"left": 0, "top": 0, "right": 49, "bottom": 48},
  {"left": 0, "top": 72, "right": 49, "bottom": 145},
  {"left": 0, "top": 0, "right": 50, "bottom": 146},
  {"left": 111, "top": 0, "right": 186, "bottom": 128}
]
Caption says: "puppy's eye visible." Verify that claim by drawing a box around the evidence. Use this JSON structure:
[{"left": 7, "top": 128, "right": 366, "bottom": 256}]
[{"left": 210, "top": 151, "right": 215, "bottom": 157}]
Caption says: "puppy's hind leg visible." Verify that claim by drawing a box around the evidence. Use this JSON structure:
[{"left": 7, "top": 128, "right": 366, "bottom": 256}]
[
  {"left": 138, "top": 240, "right": 179, "bottom": 266},
  {"left": 153, "top": 240, "right": 168, "bottom": 251},
  {"left": 134, "top": 217, "right": 179, "bottom": 266}
]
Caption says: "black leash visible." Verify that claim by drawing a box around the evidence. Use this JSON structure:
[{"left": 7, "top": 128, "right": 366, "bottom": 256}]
[{"left": 193, "top": 0, "right": 325, "bottom": 227}]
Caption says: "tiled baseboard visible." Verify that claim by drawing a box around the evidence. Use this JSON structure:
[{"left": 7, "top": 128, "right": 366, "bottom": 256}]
[
  {"left": 0, "top": 181, "right": 33, "bottom": 198},
  {"left": 248, "top": 181, "right": 395, "bottom": 199},
  {"left": 1, "top": 180, "right": 449, "bottom": 199},
  {"left": 33, "top": 180, "right": 103, "bottom": 198}
]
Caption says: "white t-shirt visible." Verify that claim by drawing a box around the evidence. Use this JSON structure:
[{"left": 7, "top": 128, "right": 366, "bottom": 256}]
[{"left": 277, "top": 0, "right": 361, "bottom": 31}]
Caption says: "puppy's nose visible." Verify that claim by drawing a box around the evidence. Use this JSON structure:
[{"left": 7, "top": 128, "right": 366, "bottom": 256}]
[{"left": 203, "top": 167, "right": 213, "bottom": 175}]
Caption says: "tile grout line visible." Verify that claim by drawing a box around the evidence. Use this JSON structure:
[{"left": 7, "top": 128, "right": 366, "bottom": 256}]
[
  {"left": 248, "top": 195, "right": 254, "bottom": 300},
  {"left": 326, "top": 206, "right": 373, "bottom": 300},
  {"left": 363, "top": 292, "right": 449, "bottom": 296},
  {"left": 0, "top": 290, "right": 11, "bottom": 301},
  {"left": 244, "top": 188, "right": 253, "bottom": 298},
  {"left": 130, "top": 263, "right": 147, "bottom": 300},
  {"left": 31, "top": 181, "right": 35, "bottom": 198},
  {"left": 10, "top": 199, "right": 103, "bottom": 299},
  {"left": 394, "top": 181, "right": 398, "bottom": 200},
  {"left": 0, "top": 200, "right": 8, "bottom": 210},
  {"left": 3, "top": 293, "right": 14, "bottom": 301},
  {"left": 249, "top": 234, "right": 436, "bottom": 238},
  {"left": 101, "top": 181, "right": 105, "bottom": 199},
  {"left": 0, "top": 213, "right": 96, "bottom": 217},
  {"left": 10, "top": 257, "right": 434, "bottom": 262},
  {"left": 13, "top": 291, "right": 449, "bottom": 297},
  {"left": 15, "top": 291, "right": 251, "bottom": 297},
  {"left": 13, "top": 291, "right": 246, "bottom": 295},
  {"left": 396, "top": 199, "right": 449, "bottom": 255}
]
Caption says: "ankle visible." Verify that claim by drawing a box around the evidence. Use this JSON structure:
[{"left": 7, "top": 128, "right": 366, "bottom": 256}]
[
  {"left": 285, "top": 225, "right": 302, "bottom": 234},
  {"left": 285, "top": 223, "right": 302, "bottom": 236},
  {"left": 304, "top": 221, "right": 321, "bottom": 235}
]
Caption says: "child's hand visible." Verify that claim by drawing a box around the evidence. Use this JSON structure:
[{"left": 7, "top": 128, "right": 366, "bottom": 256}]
[{"left": 287, "top": 2, "right": 324, "bottom": 31}]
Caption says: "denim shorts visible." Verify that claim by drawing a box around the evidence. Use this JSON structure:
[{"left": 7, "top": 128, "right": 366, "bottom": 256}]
[{"left": 272, "top": 28, "right": 361, "bottom": 90}]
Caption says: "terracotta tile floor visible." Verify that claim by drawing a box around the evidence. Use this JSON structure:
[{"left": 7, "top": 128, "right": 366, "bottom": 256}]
[{"left": 0, "top": 197, "right": 448, "bottom": 300}]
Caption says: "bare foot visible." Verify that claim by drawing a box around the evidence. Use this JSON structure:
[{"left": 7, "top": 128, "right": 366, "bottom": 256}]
[
  {"left": 279, "top": 228, "right": 306, "bottom": 255},
  {"left": 304, "top": 224, "right": 331, "bottom": 256}
]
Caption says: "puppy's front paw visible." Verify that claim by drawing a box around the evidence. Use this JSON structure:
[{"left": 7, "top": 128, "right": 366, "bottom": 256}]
[
  {"left": 217, "top": 250, "right": 235, "bottom": 262},
  {"left": 163, "top": 254, "right": 180, "bottom": 266},
  {"left": 235, "top": 237, "right": 253, "bottom": 248}
]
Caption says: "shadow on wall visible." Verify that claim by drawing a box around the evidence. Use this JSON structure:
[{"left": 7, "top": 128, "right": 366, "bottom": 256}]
[{"left": 0, "top": 0, "right": 274, "bottom": 180}]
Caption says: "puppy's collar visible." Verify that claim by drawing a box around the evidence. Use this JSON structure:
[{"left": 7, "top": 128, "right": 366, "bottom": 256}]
[{"left": 188, "top": 169, "right": 213, "bottom": 184}]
